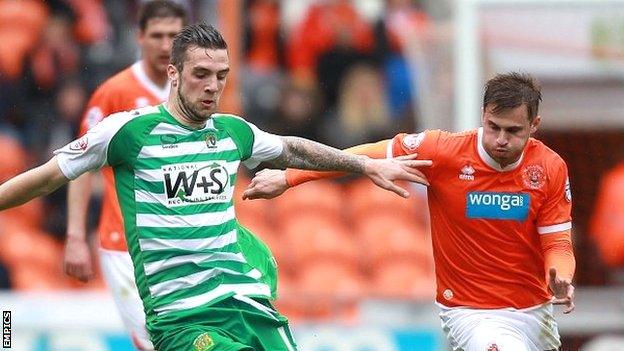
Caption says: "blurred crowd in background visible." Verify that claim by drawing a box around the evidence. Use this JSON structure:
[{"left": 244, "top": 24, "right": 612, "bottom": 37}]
[{"left": 0, "top": 0, "right": 622, "bottom": 325}]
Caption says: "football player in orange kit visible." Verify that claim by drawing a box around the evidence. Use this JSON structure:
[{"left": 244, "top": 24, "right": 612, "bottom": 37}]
[
  {"left": 242, "top": 72, "right": 575, "bottom": 351},
  {"left": 62, "top": 2, "right": 186, "bottom": 350}
]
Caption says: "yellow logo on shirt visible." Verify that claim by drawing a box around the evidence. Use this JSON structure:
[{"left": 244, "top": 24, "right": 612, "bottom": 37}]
[{"left": 193, "top": 332, "right": 215, "bottom": 351}]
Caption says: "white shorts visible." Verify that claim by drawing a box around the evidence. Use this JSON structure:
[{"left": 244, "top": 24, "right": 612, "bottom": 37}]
[
  {"left": 438, "top": 302, "right": 561, "bottom": 351},
  {"left": 100, "top": 248, "right": 154, "bottom": 351}
]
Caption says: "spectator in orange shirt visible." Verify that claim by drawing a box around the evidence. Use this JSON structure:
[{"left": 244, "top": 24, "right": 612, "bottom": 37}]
[{"left": 286, "top": 0, "right": 375, "bottom": 86}]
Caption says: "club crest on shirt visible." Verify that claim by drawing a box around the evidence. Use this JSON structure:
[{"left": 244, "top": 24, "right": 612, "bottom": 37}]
[
  {"left": 402, "top": 133, "right": 425, "bottom": 151},
  {"left": 522, "top": 165, "right": 546, "bottom": 190},
  {"left": 206, "top": 131, "right": 217, "bottom": 148},
  {"left": 487, "top": 343, "right": 500, "bottom": 351},
  {"left": 69, "top": 137, "right": 88, "bottom": 152},
  {"left": 459, "top": 164, "right": 475, "bottom": 181}
]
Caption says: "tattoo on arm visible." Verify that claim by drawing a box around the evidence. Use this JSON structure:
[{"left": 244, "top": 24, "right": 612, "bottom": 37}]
[{"left": 269, "top": 136, "right": 367, "bottom": 173}]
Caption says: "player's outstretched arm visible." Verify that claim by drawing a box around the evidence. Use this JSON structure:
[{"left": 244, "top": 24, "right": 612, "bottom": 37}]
[
  {"left": 64, "top": 173, "right": 95, "bottom": 282},
  {"left": 542, "top": 230, "right": 576, "bottom": 314},
  {"left": 0, "top": 156, "right": 69, "bottom": 210},
  {"left": 243, "top": 139, "right": 430, "bottom": 200},
  {"left": 260, "top": 136, "right": 431, "bottom": 198},
  {"left": 281, "top": 139, "right": 396, "bottom": 187}
]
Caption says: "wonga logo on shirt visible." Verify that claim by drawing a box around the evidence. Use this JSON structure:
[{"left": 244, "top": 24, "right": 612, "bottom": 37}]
[{"left": 466, "top": 192, "right": 530, "bottom": 221}]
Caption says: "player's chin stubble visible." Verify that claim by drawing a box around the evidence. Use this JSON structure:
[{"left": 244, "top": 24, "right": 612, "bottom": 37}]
[{"left": 178, "top": 83, "right": 209, "bottom": 123}]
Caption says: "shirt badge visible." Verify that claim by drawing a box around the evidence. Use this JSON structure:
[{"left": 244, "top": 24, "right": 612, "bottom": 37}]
[
  {"left": 522, "top": 165, "right": 546, "bottom": 190},
  {"left": 206, "top": 131, "right": 217, "bottom": 148},
  {"left": 565, "top": 177, "right": 572, "bottom": 202},
  {"left": 69, "top": 137, "right": 88, "bottom": 152},
  {"left": 402, "top": 133, "right": 425, "bottom": 151}
]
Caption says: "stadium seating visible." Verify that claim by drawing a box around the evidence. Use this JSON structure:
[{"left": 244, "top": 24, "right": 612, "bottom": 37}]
[
  {"left": 280, "top": 213, "right": 359, "bottom": 272},
  {"left": 0, "top": 0, "right": 47, "bottom": 79},
  {"left": 346, "top": 178, "right": 426, "bottom": 223},
  {"left": 0, "top": 134, "right": 29, "bottom": 182},
  {"left": 295, "top": 259, "right": 364, "bottom": 321},
  {"left": 370, "top": 257, "right": 435, "bottom": 300},
  {"left": 356, "top": 212, "right": 431, "bottom": 270},
  {"left": 272, "top": 179, "right": 345, "bottom": 222},
  {"left": 0, "top": 221, "right": 61, "bottom": 270}
]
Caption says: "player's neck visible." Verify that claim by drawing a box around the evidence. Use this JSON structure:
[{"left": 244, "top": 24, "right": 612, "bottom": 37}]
[
  {"left": 165, "top": 97, "right": 207, "bottom": 130},
  {"left": 141, "top": 60, "right": 168, "bottom": 88},
  {"left": 488, "top": 151, "right": 522, "bottom": 170}
]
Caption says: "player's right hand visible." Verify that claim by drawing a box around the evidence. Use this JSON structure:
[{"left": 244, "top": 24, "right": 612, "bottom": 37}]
[
  {"left": 549, "top": 267, "right": 575, "bottom": 314},
  {"left": 242, "top": 169, "right": 289, "bottom": 200},
  {"left": 63, "top": 236, "right": 95, "bottom": 282}
]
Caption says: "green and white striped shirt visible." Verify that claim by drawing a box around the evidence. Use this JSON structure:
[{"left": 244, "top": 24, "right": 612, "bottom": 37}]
[{"left": 55, "top": 104, "right": 282, "bottom": 334}]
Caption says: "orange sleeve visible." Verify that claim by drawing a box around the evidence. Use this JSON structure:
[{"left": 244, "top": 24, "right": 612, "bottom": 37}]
[
  {"left": 541, "top": 231, "right": 575, "bottom": 281},
  {"left": 537, "top": 157, "right": 572, "bottom": 228},
  {"left": 285, "top": 140, "right": 390, "bottom": 187}
]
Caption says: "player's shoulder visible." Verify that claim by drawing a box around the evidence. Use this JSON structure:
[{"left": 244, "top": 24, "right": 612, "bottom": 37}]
[
  {"left": 399, "top": 128, "right": 475, "bottom": 143},
  {"left": 97, "top": 105, "right": 161, "bottom": 129},
  {"left": 211, "top": 113, "right": 253, "bottom": 131},
  {"left": 211, "top": 113, "right": 246, "bottom": 123},
  {"left": 438, "top": 128, "right": 478, "bottom": 142},
  {"left": 423, "top": 128, "right": 477, "bottom": 151},
  {"left": 392, "top": 129, "right": 477, "bottom": 161},
  {"left": 526, "top": 137, "right": 566, "bottom": 168},
  {"left": 129, "top": 105, "right": 162, "bottom": 118}
]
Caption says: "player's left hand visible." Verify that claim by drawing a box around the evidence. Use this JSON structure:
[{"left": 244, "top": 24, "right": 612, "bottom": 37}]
[
  {"left": 548, "top": 267, "right": 575, "bottom": 314},
  {"left": 363, "top": 154, "right": 432, "bottom": 198}
]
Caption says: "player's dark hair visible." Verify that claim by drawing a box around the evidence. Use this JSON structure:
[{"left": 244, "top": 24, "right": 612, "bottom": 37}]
[
  {"left": 171, "top": 23, "right": 228, "bottom": 71},
  {"left": 138, "top": 0, "right": 187, "bottom": 31},
  {"left": 483, "top": 72, "right": 542, "bottom": 122}
]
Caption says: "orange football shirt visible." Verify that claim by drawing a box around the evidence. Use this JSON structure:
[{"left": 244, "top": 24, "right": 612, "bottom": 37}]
[
  {"left": 389, "top": 128, "right": 572, "bottom": 309},
  {"left": 78, "top": 61, "right": 169, "bottom": 251}
]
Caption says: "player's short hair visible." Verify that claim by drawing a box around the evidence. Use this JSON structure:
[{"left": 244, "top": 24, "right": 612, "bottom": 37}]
[
  {"left": 171, "top": 23, "right": 228, "bottom": 71},
  {"left": 483, "top": 72, "right": 542, "bottom": 122},
  {"left": 138, "top": 0, "right": 187, "bottom": 31}
]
